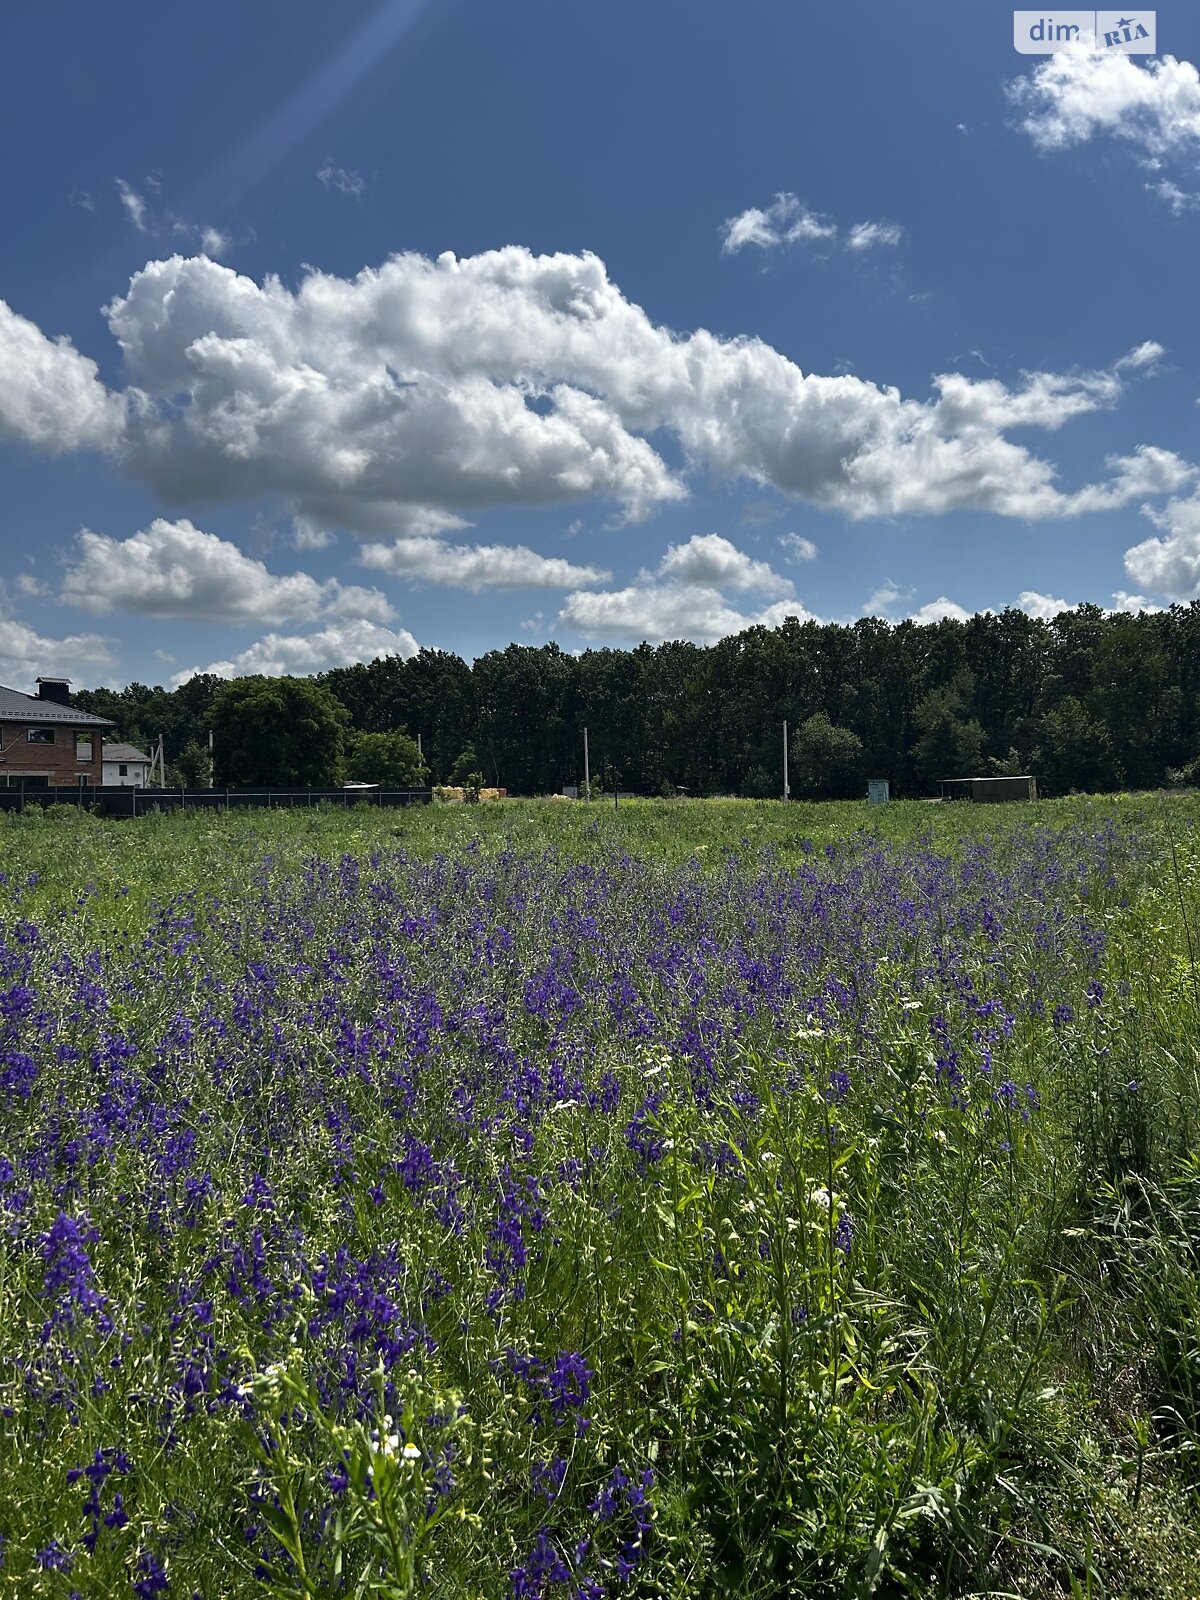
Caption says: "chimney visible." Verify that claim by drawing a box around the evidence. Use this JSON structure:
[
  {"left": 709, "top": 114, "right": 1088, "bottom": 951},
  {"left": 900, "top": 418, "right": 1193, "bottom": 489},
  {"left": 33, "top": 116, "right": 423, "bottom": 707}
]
[{"left": 36, "top": 676, "right": 72, "bottom": 706}]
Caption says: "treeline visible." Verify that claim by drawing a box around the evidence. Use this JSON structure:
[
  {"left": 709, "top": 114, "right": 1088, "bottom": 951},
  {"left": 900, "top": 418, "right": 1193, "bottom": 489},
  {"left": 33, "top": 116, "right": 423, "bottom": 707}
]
[{"left": 74, "top": 603, "right": 1200, "bottom": 798}]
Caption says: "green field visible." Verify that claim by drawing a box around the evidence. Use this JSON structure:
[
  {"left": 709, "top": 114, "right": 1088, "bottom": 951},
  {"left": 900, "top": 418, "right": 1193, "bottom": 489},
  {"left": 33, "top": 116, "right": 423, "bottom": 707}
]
[
  {"left": 1, "top": 791, "right": 1188, "bottom": 912},
  {"left": 1, "top": 796, "right": 1199, "bottom": 1598}
]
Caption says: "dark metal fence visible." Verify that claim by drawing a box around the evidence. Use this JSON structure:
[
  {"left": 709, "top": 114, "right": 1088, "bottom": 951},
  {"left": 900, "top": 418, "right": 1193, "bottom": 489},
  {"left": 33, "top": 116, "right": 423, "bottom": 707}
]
[{"left": 0, "top": 786, "right": 433, "bottom": 817}]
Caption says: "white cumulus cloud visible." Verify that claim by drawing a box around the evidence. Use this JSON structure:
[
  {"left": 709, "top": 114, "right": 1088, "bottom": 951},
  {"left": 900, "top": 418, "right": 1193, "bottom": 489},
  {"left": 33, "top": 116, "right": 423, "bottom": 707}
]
[
  {"left": 1009, "top": 46, "right": 1200, "bottom": 209},
  {"left": 106, "top": 251, "right": 685, "bottom": 529},
  {"left": 723, "top": 196, "right": 905, "bottom": 257},
  {"left": 0, "top": 618, "right": 115, "bottom": 686},
  {"left": 1115, "top": 341, "right": 1165, "bottom": 373},
  {"left": 911, "top": 597, "right": 972, "bottom": 624},
  {"left": 1009, "top": 49, "right": 1200, "bottom": 157},
  {"left": 115, "top": 178, "right": 147, "bottom": 231},
  {"left": 1, "top": 247, "right": 1180, "bottom": 530},
  {"left": 1018, "top": 589, "right": 1073, "bottom": 619},
  {"left": 321, "top": 584, "right": 396, "bottom": 624},
  {"left": 172, "top": 619, "right": 419, "bottom": 686},
  {"left": 1147, "top": 178, "right": 1200, "bottom": 213},
  {"left": 60, "top": 518, "right": 395, "bottom": 626},
  {"left": 559, "top": 533, "right": 810, "bottom": 643},
  {"left": 778, "top": 532, "right": 818, "bottom": 561},
  {"left": 0, "top": 300, "right": 124, "bottom": 452},
  {"left": 656, "top": 533, "right": 794, "bottom": 598},
  {"left": 1069, "top": 445, "right": 1198, "bottom": 513},
  {"left": 291, "top": 517, "right": 335, "bottom": 551},
  {"left": 931, "top": 365, "right": 1122, "bottom": 434},
  {"left": 1123, "top": 489, "right": 1200, "bottom": 600},
  {"left": 846, "top": 220, "right": 904, "bottom": 252},
  {"left": 359, "top": 536, "right": 609, "bottom": 590},
  {"left": 560, "top": 583, "right": 814, "bottom": 644},
  {"left": 863, "top": 580, "right": 915, "bottom": 615},
  {"left": 721, "top": 194, "right": 837, "bottom": 253}
]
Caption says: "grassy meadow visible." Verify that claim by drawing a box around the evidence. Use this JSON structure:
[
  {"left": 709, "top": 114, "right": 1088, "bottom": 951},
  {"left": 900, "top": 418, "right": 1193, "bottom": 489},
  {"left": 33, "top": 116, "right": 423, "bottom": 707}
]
[{"left": 1, "top": 795, "right": 1199, "bottom": 1598}]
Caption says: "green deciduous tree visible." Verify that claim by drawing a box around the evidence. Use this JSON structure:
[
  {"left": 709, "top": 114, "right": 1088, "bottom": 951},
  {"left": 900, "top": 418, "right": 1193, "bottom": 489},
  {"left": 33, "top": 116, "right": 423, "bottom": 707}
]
[
  {"left": 911, "top": 670, "right": 985, "bottom": 791},
  {"left": 446, "top": 745, "right": 479, "bottom": 785},
  {"left": 211, "top": 676, "right": 349, "bottom": 787},
  {"left": 344, "top": 730, "right": 427, "bottom": 787},
  {"left": 174, "top": 739, "right": 213, "bottom": 788},
  {"left": 320, "top": 648, "right": 474, "bottom": 784},
  {"left": 72, "top": 599, "right": 1200, "bottom": 801},
  {"left": 1032, "top": 697, "right": 1114, "bottom": 796},
  {"left": 790, "top": 713, "right": 864, "bottom": 799}
]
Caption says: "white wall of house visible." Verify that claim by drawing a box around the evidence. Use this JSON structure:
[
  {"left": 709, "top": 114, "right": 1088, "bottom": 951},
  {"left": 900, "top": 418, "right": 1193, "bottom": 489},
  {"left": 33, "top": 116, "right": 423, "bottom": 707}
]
[{"left": 102, "top": 758, "right": 149, "bottom": 787}]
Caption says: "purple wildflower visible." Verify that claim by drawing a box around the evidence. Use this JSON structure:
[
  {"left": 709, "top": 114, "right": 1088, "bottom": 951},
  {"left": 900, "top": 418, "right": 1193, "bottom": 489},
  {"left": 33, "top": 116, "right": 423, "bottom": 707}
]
[
  {"left": 133, "top": 1548, "right": 170, "bottom": 1597},
  {"left": 38, "top": 1541, "right": 73, "bottom": 1572},
  {"left": 510, "top": 1528, "right": 571, "bottom": 1598},
  {"left": 39, "top": 1212, "right": 108, "bottom": 1329}
]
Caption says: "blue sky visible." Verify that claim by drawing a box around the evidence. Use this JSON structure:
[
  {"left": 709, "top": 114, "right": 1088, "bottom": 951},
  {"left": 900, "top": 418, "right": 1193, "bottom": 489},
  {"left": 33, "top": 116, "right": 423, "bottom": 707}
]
[{"left": 2, "top": 0, "right": 1199, "bottom": 689}]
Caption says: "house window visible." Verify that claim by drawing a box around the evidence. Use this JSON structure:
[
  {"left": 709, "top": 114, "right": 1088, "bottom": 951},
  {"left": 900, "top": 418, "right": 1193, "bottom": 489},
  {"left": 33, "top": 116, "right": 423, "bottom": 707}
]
[
  {"left": 76, "top": 733, "right": 92, "bottom": 761},
  {"left": 119, "top": 764, "right": 128, "bottom": 777},
  {"left": 27, "top": 728, "right": 55, "bottom": 744}
]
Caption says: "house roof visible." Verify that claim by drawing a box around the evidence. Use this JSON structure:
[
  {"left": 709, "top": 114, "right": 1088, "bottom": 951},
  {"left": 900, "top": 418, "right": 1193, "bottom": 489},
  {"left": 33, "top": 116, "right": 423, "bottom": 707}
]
[
  {"left": 103, "top": 742, "right": 151, "bottom": 763},
  {"left": 0, "top": 684, "right": 113, "bottom": 728}
]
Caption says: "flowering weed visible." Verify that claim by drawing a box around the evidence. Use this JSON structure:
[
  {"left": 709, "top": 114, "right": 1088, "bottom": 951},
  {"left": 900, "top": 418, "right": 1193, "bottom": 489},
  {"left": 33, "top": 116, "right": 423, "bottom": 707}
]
[{"left": 0, "top": 798, "right": 1198, "bottom": 1596}]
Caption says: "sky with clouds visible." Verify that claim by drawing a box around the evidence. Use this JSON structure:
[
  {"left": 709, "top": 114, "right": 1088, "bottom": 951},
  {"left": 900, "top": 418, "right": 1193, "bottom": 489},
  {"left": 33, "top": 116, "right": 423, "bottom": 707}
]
[{"left": 1, "top": 0, "right": 1199, "bottom": 689}]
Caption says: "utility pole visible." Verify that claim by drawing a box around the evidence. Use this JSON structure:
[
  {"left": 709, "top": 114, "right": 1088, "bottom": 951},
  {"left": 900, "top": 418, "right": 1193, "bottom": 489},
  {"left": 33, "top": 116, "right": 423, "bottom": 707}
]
[
  {"left": 783, "top": 720, "right": 789, "bottom": 802},
  {"left": 208, "top": 728, "right": 214, "bottom": 788},
  {"left": 583, "top": 725, "right": 590, "bottom": 802}
]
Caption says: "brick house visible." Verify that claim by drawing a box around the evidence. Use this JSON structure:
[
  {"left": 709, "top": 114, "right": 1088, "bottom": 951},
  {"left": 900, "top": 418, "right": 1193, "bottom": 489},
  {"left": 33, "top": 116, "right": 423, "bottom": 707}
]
[{"left": 0, "top": 678, "right": 113, "bottom": 788}]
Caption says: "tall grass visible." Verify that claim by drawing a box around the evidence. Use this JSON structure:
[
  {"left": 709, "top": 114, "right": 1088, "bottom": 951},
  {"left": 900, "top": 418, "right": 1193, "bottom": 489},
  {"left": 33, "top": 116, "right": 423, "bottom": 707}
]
[{"left": 0, "top": 796, "right": 1198, "bottom": 1597}]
